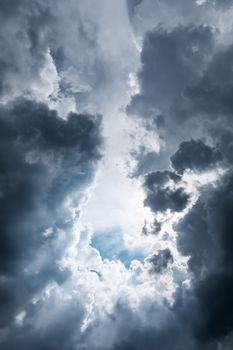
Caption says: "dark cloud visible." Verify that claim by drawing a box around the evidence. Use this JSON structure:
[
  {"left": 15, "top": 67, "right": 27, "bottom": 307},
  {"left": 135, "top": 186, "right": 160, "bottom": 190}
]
[
  {"left": 148, "top": 248, "right": 173, "bottom": 274},
  {"left": 1, "top": 293, "right": 85, "bottom": 350},
  {"left": 176, "top": 199, "right": 213, "bottom": 276},
  {"left": 144, "top": 171, "right": 181, "bottom": 189},
  {"left": 126, "top": 24, "right": 218, "bottom": 174},
  {"left": 109, "top": 173, "right": 233, "bottom": 350},
  {"left": 2, "top": 0, "right": 233, "bottom": 349},
  {"left": 112, "top": 325, "right": 195, "bottom": 350},
  {"left": 108, "top": 298, "right": 204, "bottom": 350},
  {"left": 144, "top": 186, "right": 189, "bottom": 212},
  {"left": 170, "top": 139, "right": 221, "bottom": 174},
  {"left": 127, "top": 25, "right": 214, "bottom": 119},
  {"left": 123, "top": 16, "right": 233, "bottom": 350},
  {"left": 184, "top": 45, "right": 233, "bottom": 119},
  {"left": 174, "top": 171, "right": 233, "bottom": 343},
  {"left": 144, "top": 171, "right": 190, "bottom": 212},
  {"left": 136, "top": 136, "right": 233, "bottom": 349},
  {"left": 126, "top": 24, "right": 233, "bottom": 167},
  {"left": 0, "top": 98, "right": 102, "bottom": 337}
]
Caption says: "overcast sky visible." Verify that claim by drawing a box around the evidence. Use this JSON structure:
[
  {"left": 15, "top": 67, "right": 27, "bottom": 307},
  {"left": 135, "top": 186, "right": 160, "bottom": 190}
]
[{"left": 1, "top": 1, "right": 233, "bottom": 349}]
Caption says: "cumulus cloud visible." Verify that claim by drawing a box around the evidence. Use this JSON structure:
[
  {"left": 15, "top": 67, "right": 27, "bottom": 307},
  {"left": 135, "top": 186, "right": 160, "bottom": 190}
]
[
  {"left": 2, "top": 0, "right": 233, "bottom": 349},
  {"left": 0, "top": 98, "right": 102, "bottom": 341},
  {"left": 184, "top": 45, "right": 233, "bottom": 119},
  {"left": 121, "top": 2, "right": 233, "bottom": 349},
  {"left": 144, "top": 171, "right": 190, "bottom": 213},
  {"left": 127, "top": 25, "right": 214, "bottom": 117},
  {"left": 170, "top": 139, "right": 221, "bottom": 174},
  {"left": 107, "top": 171, "right": 233, "bottom": 349},
  {"left": 172, "top": 170, "right": 233, "bottom": 344}
]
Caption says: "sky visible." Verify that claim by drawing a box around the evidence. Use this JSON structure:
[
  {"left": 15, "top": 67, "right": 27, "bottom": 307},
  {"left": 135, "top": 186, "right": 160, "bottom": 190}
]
[{"left": 1, "top": 0, "right": 233, "bottom": 349}]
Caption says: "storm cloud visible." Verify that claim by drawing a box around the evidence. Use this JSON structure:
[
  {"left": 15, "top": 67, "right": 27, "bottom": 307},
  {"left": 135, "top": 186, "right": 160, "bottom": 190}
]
[
  {"left": 120, "top": 1, "right": 233, "bottom": 349},
  {"left": 0, "top": 98, "right": 102, "bottom": 345},
  {"left": 170, "top": 139, "right": 221, "bottom": 174},
  {"left": 144, "top": 171, "right": 190, "bottom": 213},
  {"left": 2, "top": 0, "right": 233, "bottom": 349}
]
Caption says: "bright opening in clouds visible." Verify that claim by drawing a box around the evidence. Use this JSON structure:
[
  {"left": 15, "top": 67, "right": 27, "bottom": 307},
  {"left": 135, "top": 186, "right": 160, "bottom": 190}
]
[{"left": 1, "top": 1, "right": 233, "bottom": 349}]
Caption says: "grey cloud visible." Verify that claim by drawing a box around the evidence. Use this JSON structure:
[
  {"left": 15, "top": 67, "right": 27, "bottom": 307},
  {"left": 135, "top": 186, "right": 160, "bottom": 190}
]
[
  {"left": 126, "top": 0, "right": 143, "bottom": 17},
  {"left": 0, "top": 98, "right": 102, "bottom": 335},
  {"left": 49, "top": 0, "right": 136, "bottom": 115},
  {"left": 0, "top": 1, "right": 108, "bottom": 345},
  {"left": 0, "top": 0, "right": 107, "bottom": 108},
  {"left": 209, "top": 0, "right": 233, "bottom": 10},
  {"left": 108, "top": 173, "right": 233, "bottom": 350},
  {"left": 176, "top": 199, "right": 215, "bottom": 277},
  {"left": 142, "top": 218, "right": 162, "bottom": 235},
  {"left": 1, "top": 292, "right": 85, "bottom": 350},
  {"left": 126, "top": 24, "right": 217, "bottom": 173},
  {"left": 144, "top": 171, "right": 190, "bottom": 213},
  {"left": 184, "top": 45, "right": 233, "bottom": 119},
  {"left": 148, "top": 248, "right": 173, "bottom": 274},
  {"left": 144, "top": 187, "right": 189, "bottom": 212},
  {"left": 108, "top": 298, "right": 204, "bottom": 350},
  {"left": 170, "top": 139, "right": 221, "bottom": 174},
  {"left": 2, "top": 0, "right": 233, "bottom": 349},
  {"left": 144, "top": 171, "right": 181, "bottom": 188},
  {"left": 0, "top": 0, "right": 53, "bottom": 98},
  {"left": 138, "top": 137, "right": 233, "bottom": 349},
  {"left": 127, "top": 25, "right": 214, "bottom": 118},
  {"left": 175, "top": 171, "right": 233, "bottom": 342},
  {"left": 131, "top": 150, "right": 161, "bottom": 177},
  {"left": 123, "top": 16, "right": 233, "bottom": 350},
  {"left": 126, "top": 24, "right": 233, "bottom": 159}
]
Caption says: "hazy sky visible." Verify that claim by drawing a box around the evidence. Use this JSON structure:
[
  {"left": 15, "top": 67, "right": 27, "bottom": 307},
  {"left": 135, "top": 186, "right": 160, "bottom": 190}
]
[{"left": 1, "top": 1, "right": 233, "bottom": 349}]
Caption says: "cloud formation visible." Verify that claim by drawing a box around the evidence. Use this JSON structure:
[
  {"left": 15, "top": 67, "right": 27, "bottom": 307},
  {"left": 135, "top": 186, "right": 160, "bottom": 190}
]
[
  {"left": 170, "top": 139, "right": 221, "bottom": 174},
  {"left": 121, "top": 2, "right": 233, "bottom": 350},
  {"left": 144, "top": 171, "right": 190, "bottom": 213},
  {"left": 0, "top": 98, "right": 102, "bottom": 345},
  {"left": 148, "top": 248, "right": 173, "bottom": 274},
  {"left": 2, "top": 0, "right": 233, "bottom": 349}
]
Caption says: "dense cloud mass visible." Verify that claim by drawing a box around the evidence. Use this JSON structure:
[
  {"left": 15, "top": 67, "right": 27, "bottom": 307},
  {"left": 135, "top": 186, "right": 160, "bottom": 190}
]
[
  {"left": 1, "top": 0, "right": 233, "bottom": 349},
  {"left": 0, "top": 98, "right": 102, "bottom": 347},
  {"left": 144, "top": 171, "right": 190, "bottom": 212},
  {"left": 175, "top": 170, "right": 233, "bottom": 342},
  {"left": 122, "top": 1, "right": 233, "bottom": 349},
  {"left": 170, "top": 139, "right": 221, "bottom": 174},
  {"left": 127, "top": 24, "right": 214, "bottom": 118}
]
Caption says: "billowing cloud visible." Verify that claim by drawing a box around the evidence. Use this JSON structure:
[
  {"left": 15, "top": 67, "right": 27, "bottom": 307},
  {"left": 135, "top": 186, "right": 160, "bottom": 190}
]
[
  {"left": 2, "top": 0, "right": 233, "bottom": 349},
  {"left": 0, "top": 98, "right": 102, "bottom": 338},
  {"left": 185, "top": 45, "right": 233, "bottom": 119},
  {"left": 127, "top": 25, "right": 214, "bottom": 117},
  {"left": 170, "top": 139, "right": 221, "bottom": 174},
  {"left": 144, "top": 171, "right": 190, "bottom": 213},
  {"left": 121, "top": 1, "right": 233, "bottom": 349}
]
